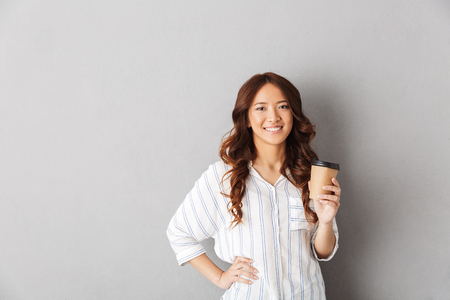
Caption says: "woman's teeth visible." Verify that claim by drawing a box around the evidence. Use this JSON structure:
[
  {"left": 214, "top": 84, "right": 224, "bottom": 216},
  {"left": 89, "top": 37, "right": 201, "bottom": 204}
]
[{"left": 264, "top": 127, "right": 282, "bottom": 132}]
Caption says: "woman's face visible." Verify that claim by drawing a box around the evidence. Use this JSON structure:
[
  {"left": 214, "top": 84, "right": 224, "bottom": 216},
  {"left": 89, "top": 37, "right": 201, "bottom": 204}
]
[{"left": 248, "top": 83, "right": 293, "bottom": 149}]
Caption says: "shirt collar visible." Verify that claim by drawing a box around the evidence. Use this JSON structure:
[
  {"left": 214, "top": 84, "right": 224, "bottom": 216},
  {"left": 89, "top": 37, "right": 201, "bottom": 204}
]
[{"left": 248, "top": 160, "right": 289, "bottom": 187}]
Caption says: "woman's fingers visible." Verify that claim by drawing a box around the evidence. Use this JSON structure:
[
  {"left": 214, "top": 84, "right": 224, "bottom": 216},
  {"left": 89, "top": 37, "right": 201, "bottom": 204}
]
[
  {"left": 234, "top": 269, "right": 259, "bottom": 280},
  {"left": 234, "top": 256, "right": 253, "bottom": 264},
  {"left": 231, "top": 257, "right": 259, "bottom": 284},
  {"left": 332, "top": 177, "right": 340, "bottom": 187},
  {"left": 318, "top": 194, "right": 340, "bottom": 206},
  {"left": 318, "top": 194, "right": 339, "bottom": 202},
  {"left": 219, "top": 256, "right": 259, "bottom": 288},
  {"left": 234, "top": 257, "right": 257, "bottom": 272},
  {"left": 322, "top": 185, "right": 341, "bottom": 195},
  {"left": 321, "top": 178, "right": 341, "bottom": 199},
  {"left": 236, "top": 276, "right": 254, "bottom": 284},
  {"left": 235, "top": 262, "right": 258, "bottom": 273},
  {"left": 318, "top": 198, "right": 340, "bottom": 207}
]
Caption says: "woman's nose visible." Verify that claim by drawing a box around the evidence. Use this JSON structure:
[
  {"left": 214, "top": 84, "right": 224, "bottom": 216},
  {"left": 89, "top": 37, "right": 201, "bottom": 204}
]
[{"left": 268, "top": 108, "right": 280, "bottom": 122}]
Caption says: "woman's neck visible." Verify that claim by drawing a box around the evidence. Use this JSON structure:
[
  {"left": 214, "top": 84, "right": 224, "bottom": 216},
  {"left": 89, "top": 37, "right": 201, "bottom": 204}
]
[{"left": 253, "top": 142, "right": 286, "bottom": 170}]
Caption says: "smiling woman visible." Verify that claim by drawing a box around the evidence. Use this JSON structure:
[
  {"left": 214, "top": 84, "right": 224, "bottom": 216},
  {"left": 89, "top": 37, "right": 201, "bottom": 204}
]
[
  {"left": 167, "top": 72, "right": 341, "bottom": 300},
  {"left": 248, "top": 83, "right": 294, "bottom": 150}
]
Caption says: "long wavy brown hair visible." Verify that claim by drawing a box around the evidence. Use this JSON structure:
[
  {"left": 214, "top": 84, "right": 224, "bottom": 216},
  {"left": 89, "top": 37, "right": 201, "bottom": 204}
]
[{"left": 219, "top": 72, "right": 318, "bottom": 228}]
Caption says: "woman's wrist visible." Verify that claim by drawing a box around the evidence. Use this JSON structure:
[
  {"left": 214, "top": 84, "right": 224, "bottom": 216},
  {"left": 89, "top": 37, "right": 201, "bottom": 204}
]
[
  {"left": 318, "top": 219, "right": 333, "bottom": 229},
  {"left": 215, "top": 270, "right": 226, "bottom": 289}
]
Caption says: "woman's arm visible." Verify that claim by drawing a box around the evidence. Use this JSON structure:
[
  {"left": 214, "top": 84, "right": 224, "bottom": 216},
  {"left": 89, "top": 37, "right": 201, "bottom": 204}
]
[
  {"left": 310, "top": 177, "right": 341, "bottom": 259},
  {"left": 167, "top": 165, "right": 221, "bottom": 266},
  {"left": 189, "top": 254, "right": 259, "bottom": 290},
  {"left": 312, "top": 222, "right": 336, "bottom": 258}
]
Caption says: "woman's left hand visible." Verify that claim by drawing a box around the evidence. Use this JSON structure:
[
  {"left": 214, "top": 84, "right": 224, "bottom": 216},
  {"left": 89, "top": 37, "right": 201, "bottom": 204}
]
[{"left": 311, "top": 178, "right": 341, "bottom": 225}]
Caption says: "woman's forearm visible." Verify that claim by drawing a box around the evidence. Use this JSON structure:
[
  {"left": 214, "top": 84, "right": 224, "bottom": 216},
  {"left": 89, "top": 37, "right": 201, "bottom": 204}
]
[
  {"left": 189, "top": 254, "right": 257, "bottom": 289},
  {"left": 313, "top": 222, "right": 336, "bottom": 259},
  {"left": 189, "top": 253, "right": 224, "bottom": 288}
]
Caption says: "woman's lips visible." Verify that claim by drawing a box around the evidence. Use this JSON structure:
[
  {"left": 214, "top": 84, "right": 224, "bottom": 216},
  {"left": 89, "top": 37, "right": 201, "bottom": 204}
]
[{"left": 263, "top": 126, "right": 283, "bottom": 133}]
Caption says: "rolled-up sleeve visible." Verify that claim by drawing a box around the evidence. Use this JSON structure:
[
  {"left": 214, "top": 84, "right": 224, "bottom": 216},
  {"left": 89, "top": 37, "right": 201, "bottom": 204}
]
[
  {"left": 310, "top": 218, "right": 339, "bottom": 261},
  {"left": 167, "top": 166, "right": 220, "bottom": 266}
]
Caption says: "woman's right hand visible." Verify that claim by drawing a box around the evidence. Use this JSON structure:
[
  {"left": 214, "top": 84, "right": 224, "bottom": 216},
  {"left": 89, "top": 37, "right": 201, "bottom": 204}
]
[{"left": 217, "top": 256, "right": 259, "bottom": 289}]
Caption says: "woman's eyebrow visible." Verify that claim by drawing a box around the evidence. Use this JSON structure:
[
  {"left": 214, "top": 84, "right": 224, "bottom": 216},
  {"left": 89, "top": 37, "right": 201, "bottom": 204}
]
[{"left": 253, "top": 100, "right": 287, "bottom": 106}]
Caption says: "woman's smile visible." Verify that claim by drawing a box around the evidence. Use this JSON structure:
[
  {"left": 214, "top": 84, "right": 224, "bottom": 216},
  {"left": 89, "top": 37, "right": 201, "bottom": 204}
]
[{"left": 263, "top": 126, "right": 283, "bottom": 133}]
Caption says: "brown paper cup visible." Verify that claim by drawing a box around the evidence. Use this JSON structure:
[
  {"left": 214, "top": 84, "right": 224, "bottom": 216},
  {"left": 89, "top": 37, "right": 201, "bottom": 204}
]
[{"left": 309, "top": 159, "right": 340, "bottom": 200}]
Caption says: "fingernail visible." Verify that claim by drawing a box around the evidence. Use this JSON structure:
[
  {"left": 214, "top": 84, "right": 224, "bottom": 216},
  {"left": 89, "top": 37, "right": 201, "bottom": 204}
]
[
  {"left": 249, "top": 280, "right": 253, "bottom": 284},
  {"left": 320, "top": 200, "right": 326, "bottom": 203},
  {"left": 249, "top": 259, "right": 253, "bottom": 263},
  {"left": 254, "top": 269, "right": 258, "bottom": 274},
  {"left": 317, "top": 195, "right": 323, "bottom": 198},
  {"left": 323, "top": 186, "right": 328, "bottom": 190},
  {"left": 254, "top": 275, "right": 258, "bottom": 279}
]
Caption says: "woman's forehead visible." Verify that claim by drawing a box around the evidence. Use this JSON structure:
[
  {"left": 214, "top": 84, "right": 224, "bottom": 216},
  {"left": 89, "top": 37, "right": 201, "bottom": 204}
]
[{"left": 252, "top": 83, "right": 286, "bottom": 104}]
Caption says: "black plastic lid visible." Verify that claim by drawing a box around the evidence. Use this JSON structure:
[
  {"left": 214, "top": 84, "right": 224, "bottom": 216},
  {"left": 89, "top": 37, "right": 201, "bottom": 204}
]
[{"left": 311, "top": 159, "right": 340, "bottom": 170}]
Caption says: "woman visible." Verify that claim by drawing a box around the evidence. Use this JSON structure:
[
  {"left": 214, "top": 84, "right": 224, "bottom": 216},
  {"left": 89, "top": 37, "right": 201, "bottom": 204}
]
[{"left": 167, "top": 72, "right": 341, "bottom": 299}]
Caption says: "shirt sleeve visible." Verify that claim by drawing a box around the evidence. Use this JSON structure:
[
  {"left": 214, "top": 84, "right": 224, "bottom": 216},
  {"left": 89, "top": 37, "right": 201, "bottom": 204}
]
[
  {"left": 310, "top": 218, "right": 339, "bottom": 261},
  {"left": 166, "top": 164, "right": 222, "bottom": 266}
]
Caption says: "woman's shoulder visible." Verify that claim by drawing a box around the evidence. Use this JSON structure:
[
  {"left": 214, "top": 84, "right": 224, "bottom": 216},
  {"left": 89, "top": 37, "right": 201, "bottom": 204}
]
[
  {"left": 205, "top": 160, "right": 232, "bottom": 178},
  {"left": 194, "top": 160, "right": 231, "bottom": 192}
]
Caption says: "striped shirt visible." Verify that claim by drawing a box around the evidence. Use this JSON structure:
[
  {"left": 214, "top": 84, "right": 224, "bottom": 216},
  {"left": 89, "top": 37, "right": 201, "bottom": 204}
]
[{"left": 167, "top": 161, "right": 339, "bottom": 300}]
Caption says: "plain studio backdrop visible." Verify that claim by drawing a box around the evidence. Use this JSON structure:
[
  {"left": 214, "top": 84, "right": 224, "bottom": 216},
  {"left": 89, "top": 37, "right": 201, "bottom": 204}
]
[{"left": 1, "top": 0, "right": 449, "bottom": 299}]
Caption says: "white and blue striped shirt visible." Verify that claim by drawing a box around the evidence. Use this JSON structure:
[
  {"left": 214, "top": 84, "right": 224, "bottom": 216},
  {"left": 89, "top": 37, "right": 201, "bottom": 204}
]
[{"left": 167, "top": 161, "right": 338, "bottom": 300}]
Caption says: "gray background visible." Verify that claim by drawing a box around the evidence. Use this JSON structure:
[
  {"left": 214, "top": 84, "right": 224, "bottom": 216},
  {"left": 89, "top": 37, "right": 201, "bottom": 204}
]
[{"left": 0, "top": 0, "right": 449, "bottom": 299}]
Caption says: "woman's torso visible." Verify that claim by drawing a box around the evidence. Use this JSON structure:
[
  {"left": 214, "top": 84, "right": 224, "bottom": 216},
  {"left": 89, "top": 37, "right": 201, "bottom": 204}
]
[{"left": 207, "top": 161, "right": 326, "bottom": 300}]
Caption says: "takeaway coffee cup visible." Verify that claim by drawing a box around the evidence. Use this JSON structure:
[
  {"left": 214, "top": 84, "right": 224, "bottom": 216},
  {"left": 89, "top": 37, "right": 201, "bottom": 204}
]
[{"left": 309, "top": 159, "right": 340, "bottom": 200}]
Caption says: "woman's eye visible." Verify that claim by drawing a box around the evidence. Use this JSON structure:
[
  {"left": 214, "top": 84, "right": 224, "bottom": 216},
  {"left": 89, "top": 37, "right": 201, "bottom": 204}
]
[
  {"left": 279, "top": 105, "right": 289, "bottom": 109},
  {"left": 256, "top": 107, "right": 265, "bottom": 111}
]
